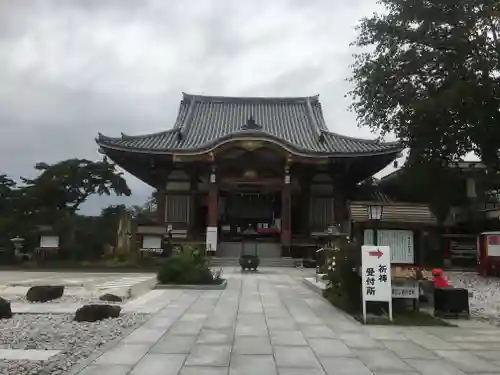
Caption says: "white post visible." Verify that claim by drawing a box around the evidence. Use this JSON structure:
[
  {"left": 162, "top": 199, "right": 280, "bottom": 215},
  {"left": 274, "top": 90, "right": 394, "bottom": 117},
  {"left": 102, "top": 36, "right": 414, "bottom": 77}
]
[
  {"left": 388, "top": 298, "right": 393, "bottom": 322},
  {"left": 362, "top": 300, "right": 367, "bottom": 324}
]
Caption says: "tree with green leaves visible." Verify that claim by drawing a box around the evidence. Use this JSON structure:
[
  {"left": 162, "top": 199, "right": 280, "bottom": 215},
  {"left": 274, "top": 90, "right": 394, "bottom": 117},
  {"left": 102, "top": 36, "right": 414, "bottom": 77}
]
[
  {"left": 129, "top": 192, "right": 156, "bottom": 222},
  {"left": 0, "top": 175, "right": 40, "bottom": 259},
  {"left": 0, "top": 175, "right": 20, "bottom": 245},
  {"left": 382, "top": 160, "right": 468, "bottom": 224},
  {"left": 21, "top": 158, "right": 131, "bottom": 256},
  {"left": 349, "top": 0, "right": 500, "bottom": 170},
  {"left": 22, "top": 158, "right": 131, "bottom": 218}
]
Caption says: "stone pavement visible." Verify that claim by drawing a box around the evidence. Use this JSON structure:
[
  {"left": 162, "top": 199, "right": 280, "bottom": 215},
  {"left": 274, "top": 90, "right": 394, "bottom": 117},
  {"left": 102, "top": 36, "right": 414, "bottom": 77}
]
[{"left": 73, "top": 268, "right": 500, "bottom": 375}]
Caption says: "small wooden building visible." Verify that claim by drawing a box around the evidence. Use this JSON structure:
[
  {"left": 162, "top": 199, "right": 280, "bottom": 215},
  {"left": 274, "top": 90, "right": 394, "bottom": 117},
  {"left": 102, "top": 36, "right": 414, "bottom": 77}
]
[
  {"left": 349, "top": 196, "right": 438, "bottom": 265},
  {"left": 96, "top": 94, "right": 402, "bottom": 258}
]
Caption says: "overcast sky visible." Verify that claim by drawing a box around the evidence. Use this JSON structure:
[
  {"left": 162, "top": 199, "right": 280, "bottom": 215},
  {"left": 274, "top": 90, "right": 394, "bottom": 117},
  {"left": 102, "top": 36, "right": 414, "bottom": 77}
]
[{"left": 0, "top": 0, "right": 400, "bottom": 215}]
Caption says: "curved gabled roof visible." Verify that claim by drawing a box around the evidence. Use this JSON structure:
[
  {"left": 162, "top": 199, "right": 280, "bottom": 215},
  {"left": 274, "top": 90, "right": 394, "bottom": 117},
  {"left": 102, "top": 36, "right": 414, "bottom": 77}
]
[{"left": 96, "top": 93, "right": 402, "bottom": 157}]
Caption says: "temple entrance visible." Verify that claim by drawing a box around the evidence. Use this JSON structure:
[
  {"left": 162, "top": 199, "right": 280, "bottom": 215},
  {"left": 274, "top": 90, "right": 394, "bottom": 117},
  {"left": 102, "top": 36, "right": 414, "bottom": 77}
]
[
  {"left": 223, "top": 192, "right": 280, "bottom": 234},
  {"left": 218, "top": 187, "right": 282, "bottom": 257}
]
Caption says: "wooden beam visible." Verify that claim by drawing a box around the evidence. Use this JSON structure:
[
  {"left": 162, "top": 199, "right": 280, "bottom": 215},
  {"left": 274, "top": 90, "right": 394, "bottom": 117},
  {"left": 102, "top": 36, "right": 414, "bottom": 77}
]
[{"left": 188, "top": 169, "right": 198, "bottom": 237}]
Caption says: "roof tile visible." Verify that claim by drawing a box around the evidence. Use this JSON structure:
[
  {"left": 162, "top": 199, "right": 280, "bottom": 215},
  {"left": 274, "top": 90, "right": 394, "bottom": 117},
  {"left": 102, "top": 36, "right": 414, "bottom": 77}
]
[{"left": 97, "top": 93, "right": 401, "bottom": 156}]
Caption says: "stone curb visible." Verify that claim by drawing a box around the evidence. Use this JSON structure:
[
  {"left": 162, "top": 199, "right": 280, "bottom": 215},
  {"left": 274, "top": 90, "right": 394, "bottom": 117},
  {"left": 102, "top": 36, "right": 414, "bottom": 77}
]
[
  {"left": 302, "top": 277, "right": 327, "bottom": 295},
  {"left": 301, "top": 278, "right": 366, "bottom": 325},
  {"left": 154, "top": 279, "right": 227, "bottom": 290}
]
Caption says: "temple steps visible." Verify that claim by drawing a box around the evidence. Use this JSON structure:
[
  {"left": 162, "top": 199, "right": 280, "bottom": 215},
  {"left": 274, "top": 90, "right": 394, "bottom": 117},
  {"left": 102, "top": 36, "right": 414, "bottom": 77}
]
[{"left": 207, "top": 257, "right": 297, "bottom": 268}]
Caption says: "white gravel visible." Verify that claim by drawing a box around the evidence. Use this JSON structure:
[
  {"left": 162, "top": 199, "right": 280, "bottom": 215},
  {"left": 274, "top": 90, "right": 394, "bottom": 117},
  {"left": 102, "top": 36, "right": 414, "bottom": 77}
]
[
  {"left": 0, "top": 313, "right": 148, "bottom": 375},
  {"left": 4, "top": 295, "right": 127, "bottom": 305},
  {"left": 448, "top": 271, "right": 500, "bottom": 325}
]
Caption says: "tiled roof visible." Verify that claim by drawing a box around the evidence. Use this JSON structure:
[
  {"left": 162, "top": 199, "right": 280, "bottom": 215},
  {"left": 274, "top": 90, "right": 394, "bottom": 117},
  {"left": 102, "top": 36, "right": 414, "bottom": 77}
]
[
  {"left": 96, "top": 93, "right": 402, "bottom": 157},
  {"left": 352, "top": 184, "right": 393, "bottom": 203}
]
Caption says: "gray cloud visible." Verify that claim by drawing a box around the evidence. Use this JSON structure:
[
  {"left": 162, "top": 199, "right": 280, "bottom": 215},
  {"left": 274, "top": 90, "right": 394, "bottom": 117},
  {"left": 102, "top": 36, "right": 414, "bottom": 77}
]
[{"left": 0, "top": 0, "right": 395, "bottom": 215}]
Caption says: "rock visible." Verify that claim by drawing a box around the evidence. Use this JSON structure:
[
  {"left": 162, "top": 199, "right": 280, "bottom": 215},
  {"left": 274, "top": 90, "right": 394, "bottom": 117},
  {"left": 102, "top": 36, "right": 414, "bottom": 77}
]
[
  {"left": 0, "top": 297, "right": 12, "bottom": 319},
  {"left": 74, "top": 304, "right": 121, "bottom": 322},
  {"left": 98, "top": 293, "right": 123, "bottom": 302},
  {"left": 26, "top": 285, "right": 64, "bottom": 303}
]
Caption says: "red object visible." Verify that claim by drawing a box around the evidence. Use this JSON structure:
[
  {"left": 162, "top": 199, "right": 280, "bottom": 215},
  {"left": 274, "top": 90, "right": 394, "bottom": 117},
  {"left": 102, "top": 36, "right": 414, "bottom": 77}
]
[
  {"left": 256, "top": 228, "right": 279, "bottom": 234},
  {"left": 433, "top": 276, "right": 449, "bottom": 288},
  {"left": 481, "top": 234, "right": 488, "bottom": 276},
  {"left": 477, "top": 233, "right": 500, "bottom": 276},
  {"left": 432, "top": 268, "right": 443, "bottom": 276},
  {"left": 368, "top": 249, "right": 384, "bottom": 258},
  {"left": 489, "top": 235, "right": 500, "bottom": 245},
  {"left": 431, "top": 268, "right": 449, "bottom": 287}
]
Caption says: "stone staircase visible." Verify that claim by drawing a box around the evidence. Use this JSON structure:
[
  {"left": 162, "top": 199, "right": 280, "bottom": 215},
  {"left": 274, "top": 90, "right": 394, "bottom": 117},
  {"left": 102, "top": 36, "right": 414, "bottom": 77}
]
[{"left": 207, "top": 257, "right": 297, "bottom": 268}]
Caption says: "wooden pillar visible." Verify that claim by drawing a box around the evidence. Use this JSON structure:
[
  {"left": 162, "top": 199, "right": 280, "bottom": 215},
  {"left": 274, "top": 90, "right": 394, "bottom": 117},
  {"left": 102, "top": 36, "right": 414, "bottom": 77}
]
[
  {"left": 301, "top": 171, "right": 313, "bottom": 235},
  {"left": 155, "top": 190, "right": 166, "bottom": 224},
  {"left": 189, "top": 172, "right": 198, "bottom": 237},
  {"left": 333, "top": 180, "right": 349, "bottom": 232},
  {"left": 281, "top": 169, "right": 292, "bottom": 251},
  {"left": 206, "top": 167, "right": 219, "bottom": 255},
  {"left": 207, "top": 169, "right": 218, "bottom": 227}
]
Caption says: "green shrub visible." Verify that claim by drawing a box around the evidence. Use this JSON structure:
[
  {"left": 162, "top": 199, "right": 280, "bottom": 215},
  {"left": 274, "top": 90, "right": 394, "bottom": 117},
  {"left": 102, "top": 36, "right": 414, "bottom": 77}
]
[
  {"left": 157, "top": 247, "right": 223, "bottom": 285},
  {"left": 324, "top": 238, "right": 362, "bottom": 313}
]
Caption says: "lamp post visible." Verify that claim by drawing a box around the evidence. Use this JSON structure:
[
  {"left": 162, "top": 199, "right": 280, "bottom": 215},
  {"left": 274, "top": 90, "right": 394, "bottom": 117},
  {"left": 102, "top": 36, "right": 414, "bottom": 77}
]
[{"left": 367, "top": 204, "right": 383, "bottom": 245}]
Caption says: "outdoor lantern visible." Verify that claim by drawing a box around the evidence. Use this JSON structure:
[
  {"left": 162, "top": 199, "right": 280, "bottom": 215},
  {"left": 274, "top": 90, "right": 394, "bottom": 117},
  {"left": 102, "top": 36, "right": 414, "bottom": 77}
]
[
  {"left": 10, "top": 236, "right": 25, "bottom": 258},
  {"left": 10, "top": 237, "right": 24, "bottom": 251},
  {"left": 367, "top": 204, "right": 383, "bottom": 221},
  {"left": 210, "top": 173, "right": 216, "bottom": 183}
]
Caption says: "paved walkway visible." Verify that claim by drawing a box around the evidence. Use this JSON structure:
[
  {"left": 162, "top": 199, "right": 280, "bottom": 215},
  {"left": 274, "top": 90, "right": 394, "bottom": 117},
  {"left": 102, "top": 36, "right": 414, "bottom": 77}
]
[{"left": 75, "top": 268, "right": 500, "bottom": 375}]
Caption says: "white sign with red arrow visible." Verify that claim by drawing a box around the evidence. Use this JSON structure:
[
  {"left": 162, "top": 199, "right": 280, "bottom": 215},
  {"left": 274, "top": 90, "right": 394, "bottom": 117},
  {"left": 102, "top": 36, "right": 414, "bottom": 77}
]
[{"left": 361, "top": 245, "right": 393, "bottom": 322}]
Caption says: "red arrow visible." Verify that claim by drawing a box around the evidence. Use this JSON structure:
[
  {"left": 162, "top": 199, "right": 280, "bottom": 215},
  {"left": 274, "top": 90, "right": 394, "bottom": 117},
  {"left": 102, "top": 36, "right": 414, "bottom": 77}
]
[{"left": 368, "top": 249, "right": 384, "bottom": 258}]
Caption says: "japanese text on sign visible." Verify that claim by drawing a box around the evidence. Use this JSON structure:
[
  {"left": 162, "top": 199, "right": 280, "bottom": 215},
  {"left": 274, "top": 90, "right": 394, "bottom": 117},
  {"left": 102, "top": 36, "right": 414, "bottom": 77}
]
[
  {"left": 362, "top": 246, "right": 392, "bottom": 302},
  {"left": 140, "top": 248, "right": 163, "bottom": 253},
  {"left": 392, "top": 280, "right": 419, "bottom": 299}
]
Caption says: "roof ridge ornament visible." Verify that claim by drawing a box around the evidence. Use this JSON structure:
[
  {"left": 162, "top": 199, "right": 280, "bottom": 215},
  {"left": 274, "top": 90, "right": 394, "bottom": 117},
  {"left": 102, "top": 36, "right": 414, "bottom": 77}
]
[
  {"left": 178, "top": 95, "right": 197, "bottom": 141},
  {"left": 318, "top": 132, "right": 325, "bottom": 143},
  {"left": 241, "top": 116, "right": 262, "bottom": 130},
  {"left": 305, "top": 97, "right": 322, "bottom": 138}
]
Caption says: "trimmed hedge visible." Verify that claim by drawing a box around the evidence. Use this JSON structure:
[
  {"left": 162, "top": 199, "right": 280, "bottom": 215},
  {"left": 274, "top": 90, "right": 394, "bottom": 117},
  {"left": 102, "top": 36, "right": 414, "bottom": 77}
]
[{"left": 157, "top": 248, "right": 222, "bottom": 285}]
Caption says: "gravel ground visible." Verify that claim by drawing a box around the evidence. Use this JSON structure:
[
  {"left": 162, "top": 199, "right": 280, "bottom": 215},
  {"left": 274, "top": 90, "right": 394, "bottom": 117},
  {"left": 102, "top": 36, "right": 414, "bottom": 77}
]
[
  {"left": 448, "top": 271, "right": 500, "bottom": 324},
  {"left": 0, "top": 313, "right": 148, "bottom": 375},
  {"left": 4, "top": 295, "right": 127, "bottom": 305}
]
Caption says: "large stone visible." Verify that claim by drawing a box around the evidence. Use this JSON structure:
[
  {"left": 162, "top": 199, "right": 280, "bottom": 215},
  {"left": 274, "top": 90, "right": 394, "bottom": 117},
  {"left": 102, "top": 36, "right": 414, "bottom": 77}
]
[
  {"left": 74, "top": 304, "right": 121, "bottom": 322},
  {"left": 99, "top": 293, "right": 123, "bottom": 302},
  {"left": 0, "top": 297, "right": 12, "bottom": 319},
  {"left": 26, "top": 285, "right": 64, "bottom": 303}
]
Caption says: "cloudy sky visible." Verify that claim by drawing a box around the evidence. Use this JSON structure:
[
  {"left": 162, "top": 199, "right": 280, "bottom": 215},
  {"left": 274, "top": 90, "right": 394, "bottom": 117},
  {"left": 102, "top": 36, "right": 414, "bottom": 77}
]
[{"left": 0, "top": 0, "right": 398, "bottom": 215}]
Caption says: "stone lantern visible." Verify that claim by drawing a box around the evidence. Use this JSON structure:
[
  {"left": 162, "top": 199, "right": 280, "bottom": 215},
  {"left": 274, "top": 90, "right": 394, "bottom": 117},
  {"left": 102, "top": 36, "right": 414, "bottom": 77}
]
[{"left": 10, "top": 236, "right": 25, "bottom": 258}]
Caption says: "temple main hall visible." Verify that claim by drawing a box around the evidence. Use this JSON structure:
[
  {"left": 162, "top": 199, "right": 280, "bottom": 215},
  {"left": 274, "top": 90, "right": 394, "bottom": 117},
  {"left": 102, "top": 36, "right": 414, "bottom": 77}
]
[{"left": 96, "top": 93, "right": 402, "bottom": 258}]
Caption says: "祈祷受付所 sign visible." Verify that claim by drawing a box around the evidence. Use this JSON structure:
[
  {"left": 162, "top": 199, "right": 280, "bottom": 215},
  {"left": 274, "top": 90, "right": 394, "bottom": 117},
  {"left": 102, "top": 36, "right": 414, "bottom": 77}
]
[{"left": 361, "top": 245, "right": 393, "bottom": 322}]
